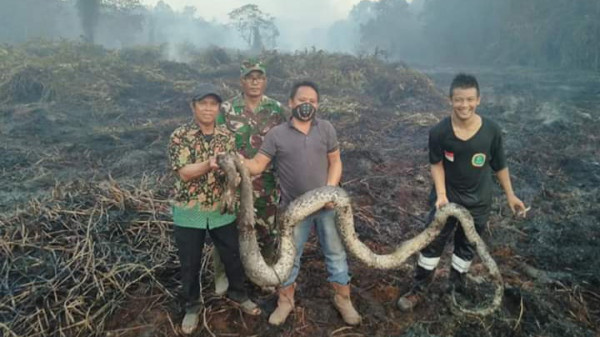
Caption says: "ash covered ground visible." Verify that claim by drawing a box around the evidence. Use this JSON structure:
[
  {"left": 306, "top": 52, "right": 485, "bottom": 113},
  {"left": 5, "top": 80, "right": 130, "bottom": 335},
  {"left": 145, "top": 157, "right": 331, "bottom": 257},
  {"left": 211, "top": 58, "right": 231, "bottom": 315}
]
[{"left": 1, "top": 42, "right": 598, "bottom": 337}]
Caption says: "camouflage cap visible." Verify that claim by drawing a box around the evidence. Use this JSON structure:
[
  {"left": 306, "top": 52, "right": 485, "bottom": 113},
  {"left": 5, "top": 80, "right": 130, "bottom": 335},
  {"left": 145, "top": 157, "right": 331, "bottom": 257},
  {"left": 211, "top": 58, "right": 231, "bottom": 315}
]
[{"left": 240, "top": 58, "right": 266, "bottom": 77}]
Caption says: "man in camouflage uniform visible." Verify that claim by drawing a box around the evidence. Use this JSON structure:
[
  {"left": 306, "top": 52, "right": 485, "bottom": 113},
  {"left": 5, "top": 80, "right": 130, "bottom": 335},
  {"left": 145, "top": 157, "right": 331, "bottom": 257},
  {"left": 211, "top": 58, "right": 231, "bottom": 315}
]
[{"left": 212, "top": 59, "right": 286, "bottom": 295}]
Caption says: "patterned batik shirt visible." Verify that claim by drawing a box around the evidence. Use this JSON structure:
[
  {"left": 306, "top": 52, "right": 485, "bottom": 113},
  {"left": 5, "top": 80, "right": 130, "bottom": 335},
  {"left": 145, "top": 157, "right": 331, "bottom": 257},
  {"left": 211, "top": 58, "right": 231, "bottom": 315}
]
[
  {"left": 217, "top": 94, "right": 285, "bottom": 231},
  {"left": 168, "top": 122, "right": 237, "bottom": 229}
]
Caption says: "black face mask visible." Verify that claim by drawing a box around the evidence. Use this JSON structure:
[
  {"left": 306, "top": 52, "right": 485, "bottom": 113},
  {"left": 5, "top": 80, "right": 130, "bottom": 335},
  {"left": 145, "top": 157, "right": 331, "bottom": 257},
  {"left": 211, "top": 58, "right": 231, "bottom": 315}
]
[{"left": 292, "top": 102, "right": 317, "bottom": 121}]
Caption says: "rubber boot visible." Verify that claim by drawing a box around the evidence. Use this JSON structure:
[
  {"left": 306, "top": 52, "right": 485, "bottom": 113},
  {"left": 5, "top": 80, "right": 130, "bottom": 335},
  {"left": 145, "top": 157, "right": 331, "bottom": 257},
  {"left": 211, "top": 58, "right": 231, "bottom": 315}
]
[
  {"left": 331, "top": 282, "right": 361, "bottom": 325},
  {"left": 449, "top": 268, "right": 468, "bottom": 294},
  {"left": 268, "top": 283, "right": 295, "bottom": 326},
  {"left": 212, "top": 248, "right": 229, "bottom": 296},
  {"left": 181, "top": 307, "right": 200, "bottom": 335}
]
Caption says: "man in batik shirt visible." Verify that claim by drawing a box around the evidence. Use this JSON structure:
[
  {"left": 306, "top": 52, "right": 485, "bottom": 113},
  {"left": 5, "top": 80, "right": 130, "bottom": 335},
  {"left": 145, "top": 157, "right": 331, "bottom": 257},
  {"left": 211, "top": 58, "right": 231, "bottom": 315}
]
[
  {"left": 169, "top": 84, "right": 261, "bottom": 334},
  {"left": 213, "top": 59, "right": 286, "bottom": 294}
]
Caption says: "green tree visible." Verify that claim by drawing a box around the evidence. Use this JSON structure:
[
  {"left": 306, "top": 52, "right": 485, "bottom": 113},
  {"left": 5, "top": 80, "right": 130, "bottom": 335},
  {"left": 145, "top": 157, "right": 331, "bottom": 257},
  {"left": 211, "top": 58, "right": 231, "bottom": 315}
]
[
  {"left": 228, "top": 4, "right": 279, "bottom": 52},
  {"left": 76, "top": 0, "right": 142, "bottom": 44},
  {"left": 354, "top": 0, "right": 434, "bottom": 62},
  {"left": 76, "top": 0, "right": 101, "bottom": 43},
  {"left": 103, "top": 0, "right": 142, "bottom": 10},
  {"left": 358, "top": 0, "right": 417, "bottom": 59},
  {"left": 420, "top": 0, "right": 505, "bottom": 64},
  {"left": 101, "top": 0, "right": 144, "bottom": 47}
]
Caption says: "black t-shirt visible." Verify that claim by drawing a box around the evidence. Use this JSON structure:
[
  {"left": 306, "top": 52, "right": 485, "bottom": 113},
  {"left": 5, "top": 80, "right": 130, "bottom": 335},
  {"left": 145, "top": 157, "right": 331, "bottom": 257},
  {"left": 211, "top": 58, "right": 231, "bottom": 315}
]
[{"left": 429, "top": 116, "right": 507, "bottom": 209}]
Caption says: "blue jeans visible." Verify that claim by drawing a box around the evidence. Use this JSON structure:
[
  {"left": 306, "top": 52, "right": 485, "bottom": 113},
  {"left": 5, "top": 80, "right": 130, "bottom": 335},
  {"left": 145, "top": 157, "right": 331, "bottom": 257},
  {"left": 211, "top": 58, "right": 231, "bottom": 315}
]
[{"left": 282, "top": 209, "right": 351, "bottom": 286}]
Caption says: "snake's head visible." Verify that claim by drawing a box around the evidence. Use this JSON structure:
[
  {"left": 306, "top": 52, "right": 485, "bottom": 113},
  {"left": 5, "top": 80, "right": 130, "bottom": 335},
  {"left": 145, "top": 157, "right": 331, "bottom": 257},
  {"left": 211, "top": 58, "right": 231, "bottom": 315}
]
[{"left": 216, "top": 153, "right": 230, "bottom": 166}]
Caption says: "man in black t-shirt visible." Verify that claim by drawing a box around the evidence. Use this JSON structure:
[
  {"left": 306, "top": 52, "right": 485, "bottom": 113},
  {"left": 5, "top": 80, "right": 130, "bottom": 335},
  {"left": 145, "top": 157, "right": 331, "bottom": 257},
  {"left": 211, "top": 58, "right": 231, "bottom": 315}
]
[{"left": 398, "top": 74, "right": 527, "bottom": 311}]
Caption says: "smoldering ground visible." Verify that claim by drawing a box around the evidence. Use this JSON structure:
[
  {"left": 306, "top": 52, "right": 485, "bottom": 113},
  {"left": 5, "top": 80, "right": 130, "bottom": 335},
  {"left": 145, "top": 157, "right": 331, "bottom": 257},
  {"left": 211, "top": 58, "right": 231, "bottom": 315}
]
[{"left": 1, "top": 42, "right": 599, "bottom": 336}]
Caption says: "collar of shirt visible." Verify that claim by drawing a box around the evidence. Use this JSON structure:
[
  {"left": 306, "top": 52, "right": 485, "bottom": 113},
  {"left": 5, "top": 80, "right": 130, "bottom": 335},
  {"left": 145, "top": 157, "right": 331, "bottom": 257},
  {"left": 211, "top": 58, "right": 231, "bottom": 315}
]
[
  {"left": 232, "top": 93, "right": 274, "bottom": 110},
  {"left": 287, "top": 117, "right": 319, "bottom": 130},
  {"left": 184, "top": 121, "right": 230, "bottom": 138}
]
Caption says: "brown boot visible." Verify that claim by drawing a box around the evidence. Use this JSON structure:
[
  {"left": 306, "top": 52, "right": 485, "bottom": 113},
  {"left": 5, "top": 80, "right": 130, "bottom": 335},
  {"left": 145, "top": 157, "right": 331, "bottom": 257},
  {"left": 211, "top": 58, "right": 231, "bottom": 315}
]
[
  {"left": 331, "top": 282, "right": 361, "bottom": 325},
  {"left": 268, "top": 283, "right": 295, "bottom": 326}
]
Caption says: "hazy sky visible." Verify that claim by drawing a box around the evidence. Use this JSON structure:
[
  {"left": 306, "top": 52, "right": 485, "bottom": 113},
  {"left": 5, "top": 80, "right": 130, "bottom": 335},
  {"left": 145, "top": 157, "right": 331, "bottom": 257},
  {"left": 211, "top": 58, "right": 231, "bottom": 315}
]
[{"left": 140, "top": 0, "right": 365, "bottom": 25}]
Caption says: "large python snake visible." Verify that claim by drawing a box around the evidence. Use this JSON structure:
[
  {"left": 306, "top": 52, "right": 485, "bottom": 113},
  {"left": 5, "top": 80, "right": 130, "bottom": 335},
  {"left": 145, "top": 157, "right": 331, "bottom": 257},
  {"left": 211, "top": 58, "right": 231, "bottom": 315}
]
[{"left": 218, "top": 154, "right": 503, "bottom": 316}]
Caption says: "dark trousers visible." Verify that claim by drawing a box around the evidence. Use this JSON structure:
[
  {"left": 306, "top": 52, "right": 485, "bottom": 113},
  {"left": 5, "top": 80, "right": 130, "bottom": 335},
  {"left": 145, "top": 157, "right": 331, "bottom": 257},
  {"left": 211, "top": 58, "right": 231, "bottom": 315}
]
[
  {"left": 174, "top": 222, "right": 248, "bottom": 313},
  {"left": 414, "top": 205, "right": 490, "bottom": 290}
]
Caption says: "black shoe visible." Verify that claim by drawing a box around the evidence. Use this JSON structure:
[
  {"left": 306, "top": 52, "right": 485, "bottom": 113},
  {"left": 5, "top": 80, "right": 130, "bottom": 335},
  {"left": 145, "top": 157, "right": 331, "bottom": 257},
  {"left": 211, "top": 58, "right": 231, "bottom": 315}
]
[{"left": 449, "top": 269, "right": 468, "bottom": 294}]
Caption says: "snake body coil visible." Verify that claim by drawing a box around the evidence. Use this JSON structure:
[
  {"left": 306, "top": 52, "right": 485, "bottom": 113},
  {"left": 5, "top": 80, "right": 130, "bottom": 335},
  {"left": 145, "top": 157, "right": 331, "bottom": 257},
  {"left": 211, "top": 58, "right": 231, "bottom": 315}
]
[{"left": 218, "top": 154, "right": 503, "bottom": 316}]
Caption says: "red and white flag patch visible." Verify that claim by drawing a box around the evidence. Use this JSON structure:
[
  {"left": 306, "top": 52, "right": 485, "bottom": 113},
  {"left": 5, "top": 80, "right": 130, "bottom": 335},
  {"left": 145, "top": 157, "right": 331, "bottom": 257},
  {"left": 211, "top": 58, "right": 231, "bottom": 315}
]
[{"left": 444, "top": 150, "right": 454, "bottom": 162}]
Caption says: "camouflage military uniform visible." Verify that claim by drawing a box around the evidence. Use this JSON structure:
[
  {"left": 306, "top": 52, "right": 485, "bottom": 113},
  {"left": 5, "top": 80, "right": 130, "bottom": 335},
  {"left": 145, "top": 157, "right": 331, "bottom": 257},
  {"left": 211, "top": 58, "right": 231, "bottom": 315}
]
[
  {"left": 217, "top": 94, "right": 285, "bottom": 239},
  {"left": 168, "top": 122, "right": 237, "bottom": 228}
]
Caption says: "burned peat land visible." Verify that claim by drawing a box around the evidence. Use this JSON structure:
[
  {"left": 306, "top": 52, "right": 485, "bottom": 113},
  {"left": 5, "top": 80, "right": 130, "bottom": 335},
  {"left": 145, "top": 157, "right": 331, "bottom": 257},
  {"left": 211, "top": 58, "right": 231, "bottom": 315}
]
[{"left": 0, "top": 41, "right": 599, "bottom": 337}]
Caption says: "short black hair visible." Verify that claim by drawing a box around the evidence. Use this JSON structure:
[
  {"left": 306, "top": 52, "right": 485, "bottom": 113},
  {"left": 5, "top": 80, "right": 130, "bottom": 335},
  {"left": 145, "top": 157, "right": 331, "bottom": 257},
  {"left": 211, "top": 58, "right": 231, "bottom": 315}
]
[
  {"left": 290, "top": 80, "right": 320, "bottom": 102},
  {"left": 449, "top": 73, "right": 480, "bottom": 97}
]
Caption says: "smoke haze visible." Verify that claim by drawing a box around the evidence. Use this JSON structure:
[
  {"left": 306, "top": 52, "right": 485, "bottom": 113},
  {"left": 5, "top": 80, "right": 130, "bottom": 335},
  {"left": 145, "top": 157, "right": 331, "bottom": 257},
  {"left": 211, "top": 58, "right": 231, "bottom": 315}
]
[{"left": 1, "top": 0, "right": 599, "bottom": 70}]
